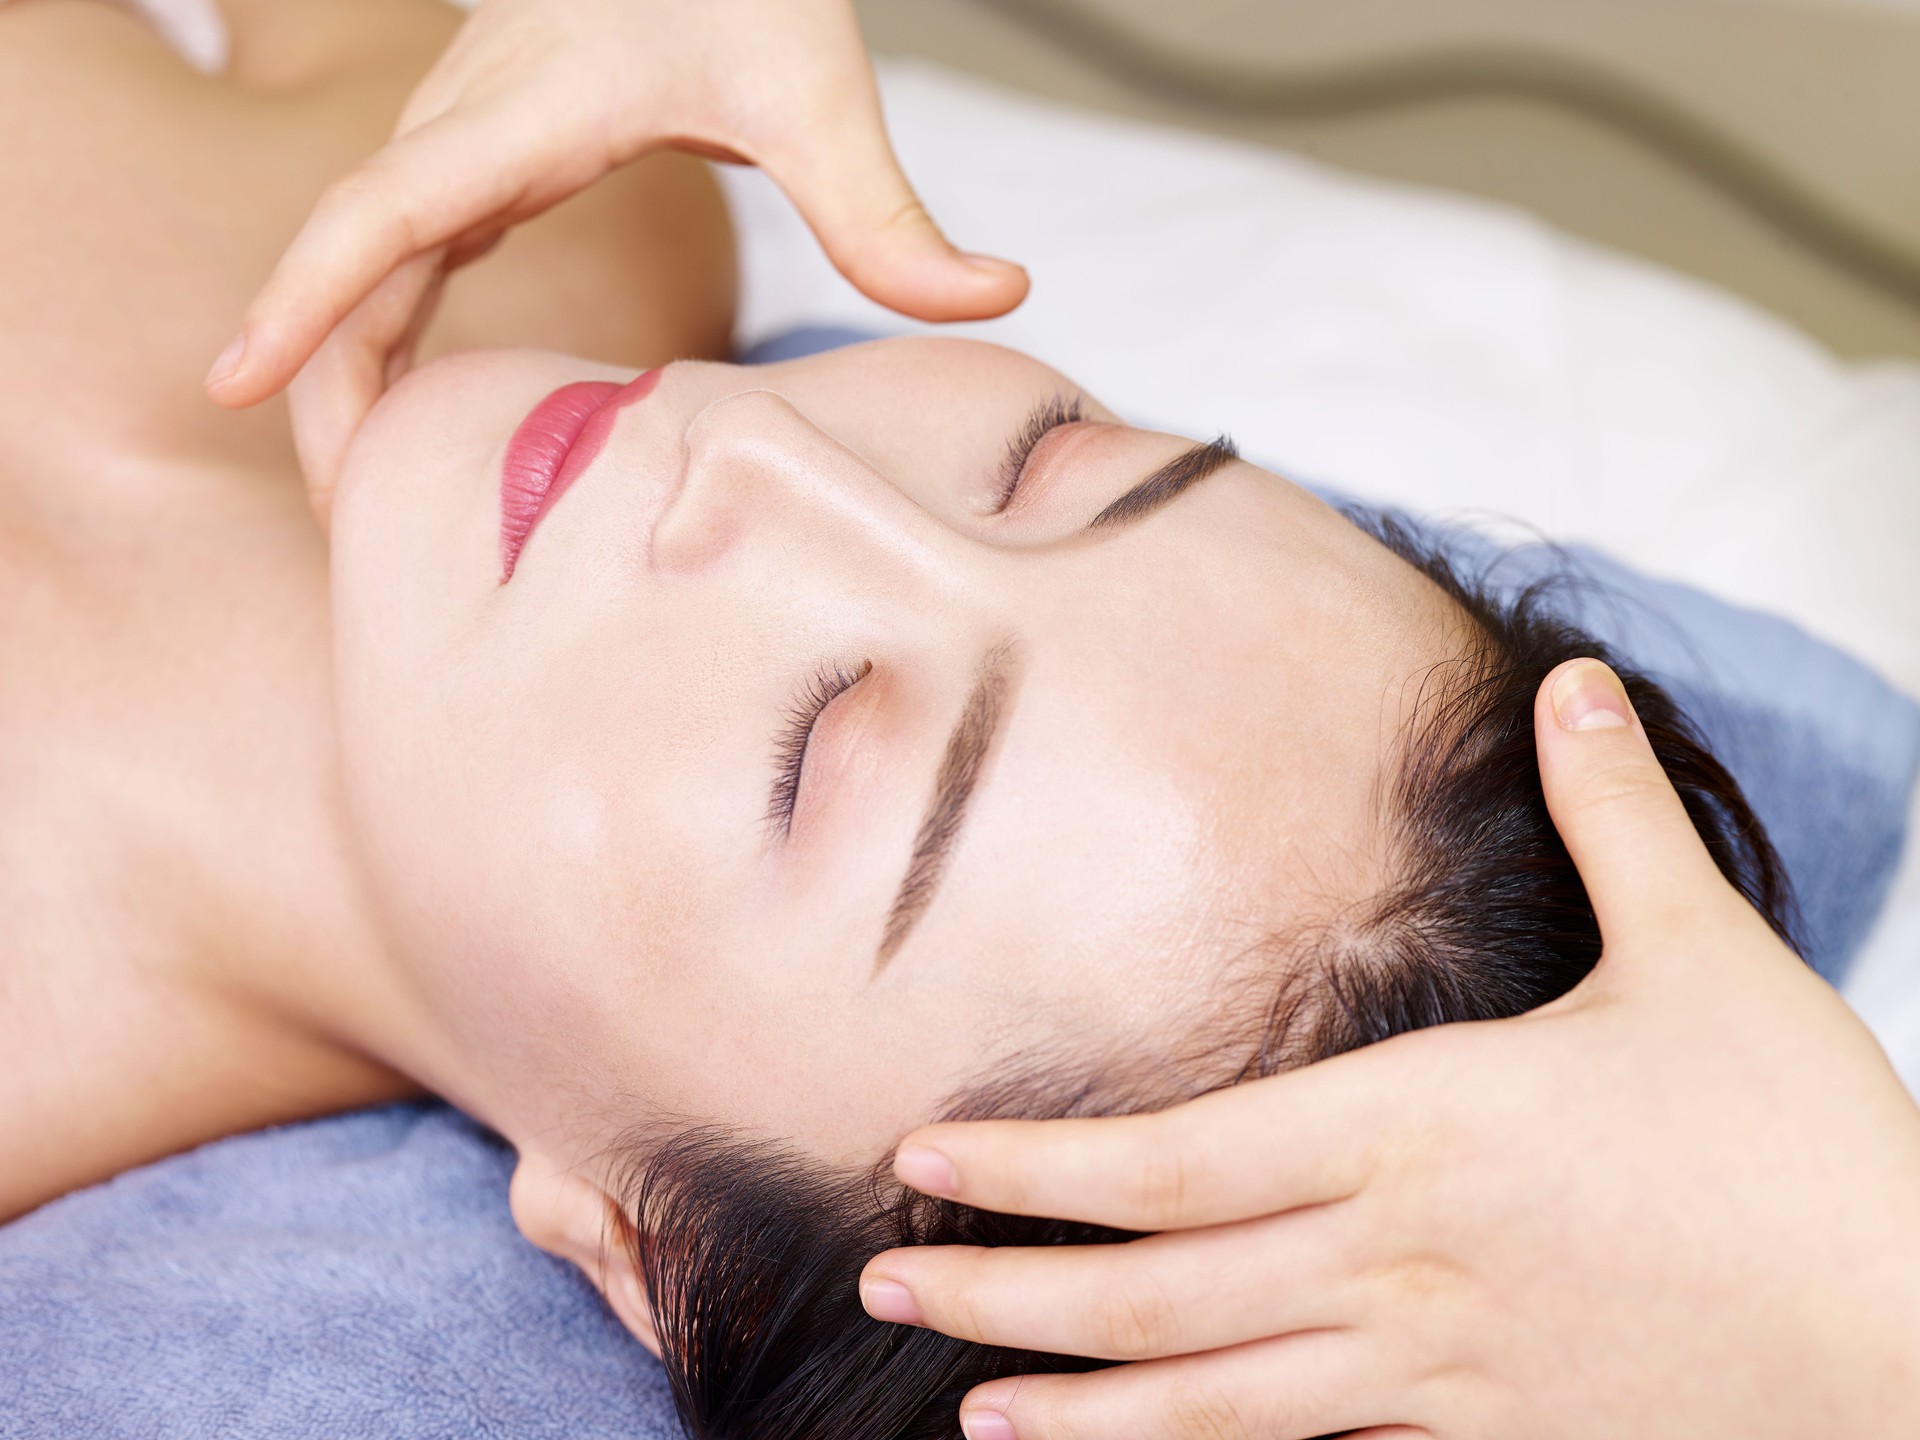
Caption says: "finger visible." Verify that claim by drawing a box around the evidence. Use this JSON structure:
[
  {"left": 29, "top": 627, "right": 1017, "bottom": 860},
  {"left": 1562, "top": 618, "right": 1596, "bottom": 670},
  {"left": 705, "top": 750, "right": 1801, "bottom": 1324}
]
[
  {"left": 892, "top": 1052, "right": 1392, "bottom": 1230},
  {"left": 1533, "top": 658, "right": 1742, "bottom": 953},
  {"left": 861, "top": 1207, "right": 1351, "bottom": 1360},
  {"left": 762, "top": 85, "right": 1028, "bottom": 323},
  {"left": 287, "top": 250, "right": 447, "bottom": 527},
  {"left": 208, "top": 97, "right": 565, "bottom": 408},
  {"left": 956, "top": 1330, "right": 1400, "bottom": 1440}
]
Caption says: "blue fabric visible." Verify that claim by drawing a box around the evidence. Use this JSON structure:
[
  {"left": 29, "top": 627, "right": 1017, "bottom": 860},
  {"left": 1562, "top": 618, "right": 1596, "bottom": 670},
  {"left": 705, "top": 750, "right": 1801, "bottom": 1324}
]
[
  {"left": 738, "top": 324, "right": 882, "bottom": 365},
  {"left": 0, "top": 1105, "right": 678, "bottom": 1439},
  {"left": 3, "top": 323, "right": 1915, "bottom": 1437}
]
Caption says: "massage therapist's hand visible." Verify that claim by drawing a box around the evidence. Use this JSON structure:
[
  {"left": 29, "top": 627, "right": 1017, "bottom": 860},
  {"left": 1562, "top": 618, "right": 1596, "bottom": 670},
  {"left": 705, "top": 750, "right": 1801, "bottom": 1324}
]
[
  {"left": 862, "top": 658, "right": 1920, "bottom": 1440},
  {"left": 203, "top": 0, "right": 1027, "bottom": 519}
]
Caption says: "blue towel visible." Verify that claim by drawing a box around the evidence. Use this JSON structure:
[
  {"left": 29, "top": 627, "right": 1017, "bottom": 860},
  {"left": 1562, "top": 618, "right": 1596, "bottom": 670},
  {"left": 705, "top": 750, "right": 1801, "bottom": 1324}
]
[
  {"left": 0, "top": 1105, "right": 678, "bottom": 1439},
  {"left": 4, "top": 325, "right": 1915, "bottom": 1438}
]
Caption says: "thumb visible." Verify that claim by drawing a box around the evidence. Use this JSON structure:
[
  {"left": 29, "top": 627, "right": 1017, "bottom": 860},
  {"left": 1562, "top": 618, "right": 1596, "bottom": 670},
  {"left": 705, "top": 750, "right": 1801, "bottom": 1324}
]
[
  {"left": 1533, "top": 658, "right": 1741, "bottom": 957},
  {"left": 763, "top": 93, "right": 1028, "bottom": 323}
]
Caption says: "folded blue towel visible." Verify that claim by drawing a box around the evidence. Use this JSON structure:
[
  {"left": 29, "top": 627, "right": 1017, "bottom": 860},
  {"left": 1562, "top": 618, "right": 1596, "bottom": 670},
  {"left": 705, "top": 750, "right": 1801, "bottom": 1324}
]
[
  {"left": 4, "top": 326, "right": 1914, "bottom": 1438},
  {"left": 0, "top": 1104, "right": 678, "bottom": 1439}
]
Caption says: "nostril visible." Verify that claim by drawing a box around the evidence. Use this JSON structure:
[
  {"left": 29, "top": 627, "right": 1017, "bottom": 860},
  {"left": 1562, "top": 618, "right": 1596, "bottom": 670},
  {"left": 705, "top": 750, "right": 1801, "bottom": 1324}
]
[
  {"left": 651, "top": 390, "right": 835, "bottom": 571},
  {"left": 649, "top": 468, "right": 748, "bottom": 573},
  {"left": 654, "top": 387, "right": 954, "bottom": 584}
]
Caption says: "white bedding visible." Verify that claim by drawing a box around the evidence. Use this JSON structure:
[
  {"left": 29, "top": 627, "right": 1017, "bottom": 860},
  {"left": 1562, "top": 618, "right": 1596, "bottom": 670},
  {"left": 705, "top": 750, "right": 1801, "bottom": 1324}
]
[{"left": 718, "top": 60, "right": 1920, "bottom": 1079}]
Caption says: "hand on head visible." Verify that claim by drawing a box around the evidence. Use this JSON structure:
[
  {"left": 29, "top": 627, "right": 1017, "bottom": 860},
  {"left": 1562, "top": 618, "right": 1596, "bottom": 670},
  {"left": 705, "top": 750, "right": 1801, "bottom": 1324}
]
[
  {"left": 202, "top": 0, "right": 1027, "bottom": 526},
  {"left": 862, "top": 658, "right": 1920, "bottom": 1440}
]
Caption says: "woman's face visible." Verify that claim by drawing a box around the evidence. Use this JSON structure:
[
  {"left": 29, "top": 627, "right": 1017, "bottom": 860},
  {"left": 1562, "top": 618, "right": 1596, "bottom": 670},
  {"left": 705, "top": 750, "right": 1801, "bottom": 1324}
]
[{"left": 329, "top": 337, "right": 1453, "bottom": 1165}]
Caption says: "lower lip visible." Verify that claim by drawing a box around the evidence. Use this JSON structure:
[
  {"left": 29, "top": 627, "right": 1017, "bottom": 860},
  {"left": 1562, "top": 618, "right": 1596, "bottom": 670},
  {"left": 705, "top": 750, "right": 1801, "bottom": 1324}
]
[{"left": 498, "top": 369, "right": 662, "bottom": 582}]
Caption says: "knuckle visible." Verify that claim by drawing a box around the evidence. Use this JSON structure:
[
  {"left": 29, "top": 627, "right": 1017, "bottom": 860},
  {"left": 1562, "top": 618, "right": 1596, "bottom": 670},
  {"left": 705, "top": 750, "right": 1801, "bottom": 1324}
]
[
  {"left": 1125, "top": 1128, "right": 1191, "bottom": 1227},
  {"left": 1366, "top": 1247, "right": 1460, "bottom": 1308},
  {"left": 875, "top": 195, "right": 933, "bottom": 235},
  {"left": 943, "top": 1249, "right": 1029, "bottom": 1343},
  {"left": 1015, "top": 1388, "right": 1092, "bottom": 1440},
  {"left": 317, "top": 169, "right": 422, "bottom": 255},
  {"left": 833, "top": 195, "right": 937, "bottom": 276},
  {"left": 1570, "top": 759, "right": 1670, "bottom": 824},
  {"left": 1090, "top": 1274, "right": 1183, "bottom": 1360},
  {"left": 940, "top": 1275, "right": 997, "bottom": 1344},
  {"left": 1165, "top": 1378, "right": 1253, "bottom": 1440},
  {"left": 317, "top": 166, "right": 385, "bottom": 216}
]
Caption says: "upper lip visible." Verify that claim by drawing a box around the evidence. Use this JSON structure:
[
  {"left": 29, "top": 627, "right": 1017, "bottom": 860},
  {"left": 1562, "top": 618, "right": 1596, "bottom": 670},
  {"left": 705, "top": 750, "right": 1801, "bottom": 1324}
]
[{"left": 498, "top": 370, "right": 661, "bottom": 582}]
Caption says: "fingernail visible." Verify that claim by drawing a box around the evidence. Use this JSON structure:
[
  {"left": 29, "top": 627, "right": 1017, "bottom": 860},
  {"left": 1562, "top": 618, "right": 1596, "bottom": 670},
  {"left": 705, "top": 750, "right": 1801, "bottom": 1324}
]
[
  {"left": 1551, "top": 659, "right": 1633, "bottom": 732},
  {"left": 957, "top": 251, "right": 1025, "bottom": 277},
  {"left": 894, "top": 1144, "right": 958, "bottom": 1197},
  {"left": 859, "top": 1278, "right": 923, "bottom": 1326},
  {"left": 205, "top": 332, "right": 247, "bottom": 388},
  {"left": 962, "top": 1409, "right": 1016, "bottom": 1440}
]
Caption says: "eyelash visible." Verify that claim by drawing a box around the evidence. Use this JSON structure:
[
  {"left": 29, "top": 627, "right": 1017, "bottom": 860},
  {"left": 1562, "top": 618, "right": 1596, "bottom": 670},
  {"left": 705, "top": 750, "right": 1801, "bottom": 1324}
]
[
  {"left": 768, "top": 660, "right": 870, "bottom": 836},
  {"left": 992, "top": 394, "right": 1085, "bottom": 513}
]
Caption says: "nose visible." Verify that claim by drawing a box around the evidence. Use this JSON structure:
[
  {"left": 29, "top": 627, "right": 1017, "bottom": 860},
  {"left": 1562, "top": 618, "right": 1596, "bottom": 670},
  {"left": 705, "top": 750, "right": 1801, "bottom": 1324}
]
[{"left": 651, "top": 388, "right": 959, "bottom": 578}]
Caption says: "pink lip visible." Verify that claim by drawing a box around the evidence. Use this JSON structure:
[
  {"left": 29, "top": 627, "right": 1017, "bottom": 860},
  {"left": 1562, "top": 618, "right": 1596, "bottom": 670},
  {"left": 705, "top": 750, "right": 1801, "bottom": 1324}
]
[{"left": 498, "top": 369, "right": 662, "bottom": 582}]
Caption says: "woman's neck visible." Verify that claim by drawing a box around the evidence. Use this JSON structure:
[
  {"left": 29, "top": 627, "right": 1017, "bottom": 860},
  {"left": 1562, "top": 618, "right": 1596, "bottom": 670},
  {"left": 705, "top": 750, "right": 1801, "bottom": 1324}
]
[
  {"left": 0, "top": 451, "right": 445, "bottom": 1221},
  {"left": 148, "top": 490, "right": 457, "bottom": 1115}
]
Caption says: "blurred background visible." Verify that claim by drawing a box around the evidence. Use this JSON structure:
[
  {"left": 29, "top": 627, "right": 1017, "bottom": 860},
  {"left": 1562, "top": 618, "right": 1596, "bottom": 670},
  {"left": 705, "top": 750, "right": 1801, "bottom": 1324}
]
[{"left": 855, "top": 0, "right": 1920, "bottom": 362}]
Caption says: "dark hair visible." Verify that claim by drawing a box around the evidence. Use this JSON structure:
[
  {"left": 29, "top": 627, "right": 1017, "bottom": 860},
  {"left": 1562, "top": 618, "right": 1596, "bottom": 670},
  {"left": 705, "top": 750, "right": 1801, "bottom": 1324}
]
[{"left": 610, "top": 509, "right": 1799, "bottom": 1440}]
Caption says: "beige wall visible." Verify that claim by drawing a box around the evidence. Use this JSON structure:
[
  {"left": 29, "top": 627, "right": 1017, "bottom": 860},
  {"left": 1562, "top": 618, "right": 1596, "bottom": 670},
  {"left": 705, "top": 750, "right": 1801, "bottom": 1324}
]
[{"left": 857, "top": 0, "right": 1920, "bottom": 361}]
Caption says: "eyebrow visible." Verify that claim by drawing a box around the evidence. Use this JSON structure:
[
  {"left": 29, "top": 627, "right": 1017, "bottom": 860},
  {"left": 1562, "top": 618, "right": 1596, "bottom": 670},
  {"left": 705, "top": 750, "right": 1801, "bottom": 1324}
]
[
  {"left": 875, "top": 646, "right": 1013, "bottom": 971},
  {"left": 1087, "top": 435, "right": 1239, "bottom": 531}
]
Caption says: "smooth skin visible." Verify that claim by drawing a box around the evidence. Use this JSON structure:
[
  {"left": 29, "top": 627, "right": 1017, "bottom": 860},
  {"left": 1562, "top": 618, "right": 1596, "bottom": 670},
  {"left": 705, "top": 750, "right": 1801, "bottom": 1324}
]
[
  {"left": 203, "top": 0, "right": 1029, "bottom": 520},
  {"left": 863, "top": 658, "right": 1920, "bottom": 1440}
]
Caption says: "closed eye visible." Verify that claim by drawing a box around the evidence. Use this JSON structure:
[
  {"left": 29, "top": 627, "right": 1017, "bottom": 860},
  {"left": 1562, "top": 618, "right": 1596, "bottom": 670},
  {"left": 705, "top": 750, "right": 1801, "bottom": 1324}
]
[
  {"left": 992, "top": 394, "right": 1085, "bottom": 513},
  {"left": 767, "top": 660, "right": 869, "bottom": 836}
]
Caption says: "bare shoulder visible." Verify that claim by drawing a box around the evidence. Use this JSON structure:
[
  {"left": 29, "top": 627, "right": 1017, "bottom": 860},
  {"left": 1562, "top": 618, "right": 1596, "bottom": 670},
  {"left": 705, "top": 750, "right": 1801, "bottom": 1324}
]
[
  {"left": 0, "top": 0, "right": 735, "bottom": 509},
  {"left": 0, "top": 941, "right": 421, "bottom": 1224}
]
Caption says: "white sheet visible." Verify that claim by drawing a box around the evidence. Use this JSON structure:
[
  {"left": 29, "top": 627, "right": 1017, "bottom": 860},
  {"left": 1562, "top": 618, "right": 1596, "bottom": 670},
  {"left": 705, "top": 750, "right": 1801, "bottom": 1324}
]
[{"left": 718, "top": 59, "right": 1920, "bottom": 1076}]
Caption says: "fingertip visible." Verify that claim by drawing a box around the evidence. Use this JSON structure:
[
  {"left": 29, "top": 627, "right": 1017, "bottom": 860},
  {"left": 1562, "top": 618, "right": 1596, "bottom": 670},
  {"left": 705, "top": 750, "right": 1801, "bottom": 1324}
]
[
  {"left": 858, "top": 1276, "right": 925, "bottom": 1327},
  {"left": 962, "top": 1378, "right": 1023, "bottom": 1440},
  {"left": 956, "top": 251, "right": 1028, "bottom": 285},
  {"left": 956, "top": 254, "right": 1032, "bottom": 318},
  {"left": 204, "top": 323, "right": 302, "bottom": 408},
  {"left": 893, "top": 1142, "right": 959, "bottom": 1198},
  {"left": 960, "top": 1406, "right": 1017, "bottom": 1440},
  {"left": 204, "top": 332, "right": 248, "bottom": 390},
  {"left": 958, "top": 250, "right": 1022, "bottom": 271},
  {"left": 1546, "top": 657, "right": 1634, "bottom": 733},
  {"left": 204, "top": 332, "right": 277, "bottom": 408},
  {"left": 932, "top": 251, "right": 1030, "bottom": 319},
  {"left": 870, "top": 253, "right": 1030, "bottom": 323}
]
